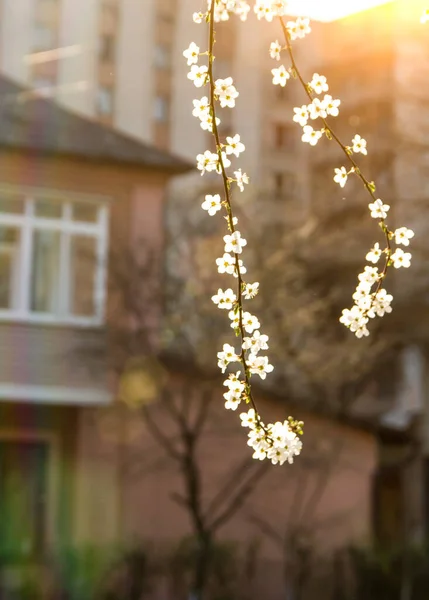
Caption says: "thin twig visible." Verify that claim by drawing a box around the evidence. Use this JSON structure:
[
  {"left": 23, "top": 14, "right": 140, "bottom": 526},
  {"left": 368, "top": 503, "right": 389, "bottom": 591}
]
[
  {"left": 208, "top": 461, "right": 270, "bottom": 532},
  {"left": 142, "top": 405, "right": 183, "bottom": 462}
]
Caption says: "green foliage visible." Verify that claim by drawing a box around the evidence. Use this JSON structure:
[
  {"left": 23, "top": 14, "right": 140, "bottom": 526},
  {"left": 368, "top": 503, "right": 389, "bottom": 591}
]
[
  {"left": 56, "top": 544, "right": 116, "bottom": 600},
  {"left": 347, "top": 544, "right": 429, "bottom": 600}
]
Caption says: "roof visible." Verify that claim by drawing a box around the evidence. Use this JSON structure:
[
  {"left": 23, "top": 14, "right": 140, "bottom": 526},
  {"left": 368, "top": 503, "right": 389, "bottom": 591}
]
[{"left": 0, "top": 75, "right": 193, "bottom": 174}]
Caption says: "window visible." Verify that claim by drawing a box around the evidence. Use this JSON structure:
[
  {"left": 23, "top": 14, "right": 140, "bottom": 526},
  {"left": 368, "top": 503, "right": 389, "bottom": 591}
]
[
  {"left": 273, "top": 172, "right": 297, "bottom": 199},
  {"left": 98, "top": 34, "right": 116, "bottom": 63},
  {"left": 154, "top": 44, "right": 170, "bottom": 69},
  {"left": 274, "top": 123, "right": 295, "bottom": 151},
  {"left": 32, "top": 77, "right": 55, "bottom": 97},
  {"left": 101, "top": 1, "right": 119, "bottom": 23},
  {"left": 96, "top": 86, "right": 114, "bottom": 115},
  {"left": 0, "top": 190, "right": 108, "bottom": 325},
  {"left": 33, "top": 23, "right": 56, "bottom": 52},
  {"left": 153, "top": 95, "right": 169, "bottom": 122},
  {"left": 0, "top": 441, "right": 49, "bottom": 558}
]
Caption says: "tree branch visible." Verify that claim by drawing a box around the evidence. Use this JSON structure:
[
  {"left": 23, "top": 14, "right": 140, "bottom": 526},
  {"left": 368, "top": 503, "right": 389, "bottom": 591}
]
[
  {"left": 209, "top": 461, "right": 270, "bottom": 532},
  {"left": 142, "top": 405, "right": 183, "bottom": 462}
]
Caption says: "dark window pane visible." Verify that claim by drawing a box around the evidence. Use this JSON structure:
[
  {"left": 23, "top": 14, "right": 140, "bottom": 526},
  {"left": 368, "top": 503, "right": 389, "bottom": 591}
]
[
  {"left": 70, "top": 235, "right": 96, "bottom": 316},
  {"left": 72, "top": 202, "right": 98, "bottom": 223},
  {"left": 31, "top": 230, "right": 61, "bottom": 313},
  {"left": 34, "top": 199, "right": 62, "bottom": 219},
  {"left": 0, "top": 441, "right": 49, "bottom": 559},
  {"left": 0, "top": 194, "right": 24, "bottom": 214},
  {"left": 0, "top": 226, "right": 20, "bottom": 310}
]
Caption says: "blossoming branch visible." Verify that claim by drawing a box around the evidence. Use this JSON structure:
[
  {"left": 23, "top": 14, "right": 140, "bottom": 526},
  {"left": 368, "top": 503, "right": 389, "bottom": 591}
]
[
  {"left": 183, "top": 0, "right": 415, "bottom": 464},
  {"left": 185, "top": 0, "right": 304, "bottom": 466},
  {"left": 270, "top": 14, "right": 414, "bottom": 339}
]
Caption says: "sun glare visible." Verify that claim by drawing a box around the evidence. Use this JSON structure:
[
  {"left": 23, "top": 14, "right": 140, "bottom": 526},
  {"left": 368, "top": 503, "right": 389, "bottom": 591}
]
[{"left": 286, "top": 0, "right": 395, "bottom": 21}]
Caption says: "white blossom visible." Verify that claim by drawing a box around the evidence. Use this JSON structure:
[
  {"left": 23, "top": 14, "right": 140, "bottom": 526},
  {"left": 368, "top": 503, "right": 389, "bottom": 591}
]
[
  {"left": 352, "top": 285, "right": 372, "bottom": 310},
  {"left": 243, "top": 330, "right": 269, "bottom": 353},
  {"left": 196, "top": 150, "right": 219, "bottom": 174},
  {"left": 373, "top": 289, "right": 393, "bottom": 317},
  {"left": 200, "top": 114, "right": 221, "bottom": 132},
  {"left": 366, "top": 242, "right": 382, "bottom": 264},
  {"left": 358, "top": 266, "right": 379, "bottom": 286},
  {"left": 394, "top": 227, "right": 414, "bottom": 246},
  {"left": 193, "top": 11, "right": 204, "bottom": 24},
  {"left": 228, "top": 309, "right": 240, "bottom": 330},
  {"left": 211, "top": 288, "right": 237, "bottom": 309},
  {"left": 271, "top": 65, "right": 290, "bottom": 87},
  {"left": 216, "top": 253, "right": 246, "bottom": 277},
  {"left": 286, "top": 17, "right": 311, "bottom": 41},
  {"left": 224, "top": 230, "right": 247, "bottom": 254},
  {"left": 216, "top": 253, "right": 235, "bottom": 275},
  {"left": 223, "top": 371, "right": 242, "bottom": 388},
  {"left": 234, "top": 169, "right": 249, "bottom": 192},
  {"left": 254, "top": 0, "right": 287, "bottom": 22},
  {"left": 339, "top": 306, "right": 369, "bottom": 334},
  {"left": 355, "top": 324, "right": 370, "bottom": 338},
  {"left": 301, "top": 125, "right": 323, "bottom": 146},
  {"left": 240, "top": 408, "right": 257, "bottom": 428},
  {"left": 243, "top": 282, "right": 259, "bottom": 299},
  {"left": 352, "top": 134, "right": 368, "bottom": 155},
  {"left": 242, "top": 312, "right": 260, "bottom": 334},
  {"left": 391, "top": 248, "right": 412, "bottom": 269},
  {"left": 225, "top": 134, "right": 245, "bottom": 157},
  {"left": 293, "top": 105, "right": 309, "bottom": 127},
  {"left": 217, "top": 343, "right": 240, "bottom": 373},
  {"left": 226, "top": 215, "right": 239, "bottom": 227},
  {"left": 309, "top": 73, "right": 328, "bottom": 95},
  {"left": 369, "top": 199, "right": 390, "bottom": 219},
  {"left": 323, "top": 95, "right": 341, "bottom": 117},
  {"left": 214, "top": 77, "right": 239, "bottom": 108},
  {"left": 183, "top": 42, "right": 200, "bottom": 66},
  {"left": 192, "top": 96, "right": 210, "bottom": 119},
  {"left": 270, "top": 40, "right": 282, "bottom": 60},
  {"left": 201, "top": 193, "right": 222, "bottom": 215},
  {"left": 308, "top": 97, "right": 327, "bottom": 120},
  {"left": 187, "top": 64, "right": 209, "bottom": 87},
  {"left": 247, "top": 428, "right": 270, "bottom": 458},
  {"left": 223, "top": 378, "right": 245, "bottom": 410},
  {"left": 248, "top": 354, "right": 274, "bottom": 379},
  {"left": 333, "top": 166, "right": 348, "bottom": 188}
]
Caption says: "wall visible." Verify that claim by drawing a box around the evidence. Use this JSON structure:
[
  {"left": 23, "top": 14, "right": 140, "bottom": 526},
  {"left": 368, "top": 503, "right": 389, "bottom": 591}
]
[{"left": 82, "top": 369, "right": 378, "bottom": 598}]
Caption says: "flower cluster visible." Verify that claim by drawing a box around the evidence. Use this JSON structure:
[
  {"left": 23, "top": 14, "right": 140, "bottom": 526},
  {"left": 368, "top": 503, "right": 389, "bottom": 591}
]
[
  {"left": 185, "top": 0, "right": 303, "bottom": 466},
  {"left": 240, "top": 409, "right": 303, "bottom": 464},
  {"left": 340, "top": 221, "right": 414, "bottom": 337}
]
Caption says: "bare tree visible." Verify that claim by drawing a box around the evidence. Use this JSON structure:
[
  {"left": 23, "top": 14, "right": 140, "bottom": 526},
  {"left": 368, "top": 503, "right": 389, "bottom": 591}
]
[
  {"left": 90, "top": 241, "right": 271, "bottom": 600},
  {"left": 138, "top": 377, "right": 269, "bottom": 600}
]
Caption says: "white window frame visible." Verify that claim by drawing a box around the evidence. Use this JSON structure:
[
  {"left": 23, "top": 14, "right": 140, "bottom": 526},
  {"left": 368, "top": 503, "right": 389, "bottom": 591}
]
[{"left": 0, "top": 185, "right": 109, "bottom": 327}]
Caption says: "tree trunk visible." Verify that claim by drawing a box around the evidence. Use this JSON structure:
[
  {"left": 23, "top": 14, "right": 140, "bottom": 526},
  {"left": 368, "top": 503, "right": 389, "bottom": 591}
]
[{"left": 190, "top": 532, "right": 213, "bottom": 600}]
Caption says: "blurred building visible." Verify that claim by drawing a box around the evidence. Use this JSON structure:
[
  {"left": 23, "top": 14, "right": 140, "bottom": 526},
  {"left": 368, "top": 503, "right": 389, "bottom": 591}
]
[
  {"left": 307, "top": 0, "right": 429, "bottom": 547},
  {"left": 0, "top": 0, "right": 428, "bottom": 595},
  {"left": 0, "top": 72, "right": 191, "bottom": 590},
  {"left": 0, "top": 73, "right": 379, "bottom": 600}
]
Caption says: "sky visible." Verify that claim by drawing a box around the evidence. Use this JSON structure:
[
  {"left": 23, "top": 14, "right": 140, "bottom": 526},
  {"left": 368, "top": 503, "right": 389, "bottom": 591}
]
[{"left": 286, "top": 0, "right": 395, "bottom": 21}]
